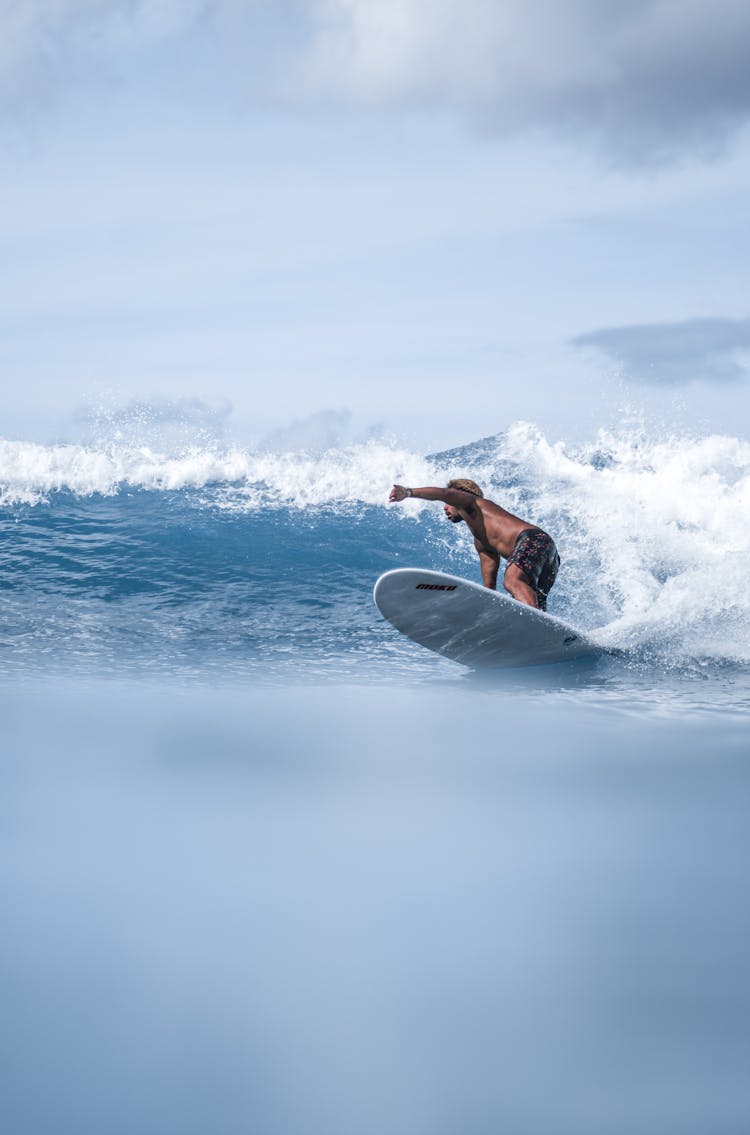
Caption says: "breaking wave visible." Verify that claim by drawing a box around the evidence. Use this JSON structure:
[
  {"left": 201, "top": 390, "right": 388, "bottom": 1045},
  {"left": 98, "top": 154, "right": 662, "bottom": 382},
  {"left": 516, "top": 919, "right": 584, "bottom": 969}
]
[{"left": 1, "top": 420, "right": 749, "bottom": 669}]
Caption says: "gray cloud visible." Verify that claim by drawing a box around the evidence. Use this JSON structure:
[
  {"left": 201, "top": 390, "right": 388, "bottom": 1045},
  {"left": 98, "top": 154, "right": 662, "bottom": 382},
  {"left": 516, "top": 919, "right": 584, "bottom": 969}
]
[
  {"left": 3, "top": 1, "right": 750, "bottom": 163},
  {"left": 293, "top": 0, "right": 750, "bottom": 163},
  {"left": 572, "top": 317, "right": 750, "bottom": 385}
]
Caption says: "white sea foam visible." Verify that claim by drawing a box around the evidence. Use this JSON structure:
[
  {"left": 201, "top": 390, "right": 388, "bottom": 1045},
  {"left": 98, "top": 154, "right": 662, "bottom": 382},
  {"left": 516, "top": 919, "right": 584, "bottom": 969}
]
[
  {"left": 0, "top": 437, "right": 437, "bottom": 509},
  {"left": 485, "top": 422, "right": 750, "bottom": 664}
]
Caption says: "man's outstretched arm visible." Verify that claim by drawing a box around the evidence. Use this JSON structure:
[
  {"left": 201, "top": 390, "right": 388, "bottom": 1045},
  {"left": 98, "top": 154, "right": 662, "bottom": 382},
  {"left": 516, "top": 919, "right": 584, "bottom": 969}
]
[{"left": 389, "top": 484, "right": 477, "bottom": 508}]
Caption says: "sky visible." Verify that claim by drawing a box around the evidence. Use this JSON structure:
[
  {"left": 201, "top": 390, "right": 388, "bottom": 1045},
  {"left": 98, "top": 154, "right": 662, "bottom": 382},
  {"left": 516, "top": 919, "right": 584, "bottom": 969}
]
[{"left": 1, "top": 0, "right": 749, "bottom": 453}]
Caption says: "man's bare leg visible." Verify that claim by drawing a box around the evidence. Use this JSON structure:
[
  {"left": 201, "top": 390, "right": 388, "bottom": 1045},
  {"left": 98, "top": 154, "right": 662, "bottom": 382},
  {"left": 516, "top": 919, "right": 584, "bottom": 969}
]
[{"left": 503, "top": 564, "right": 538, "bottom": 608}]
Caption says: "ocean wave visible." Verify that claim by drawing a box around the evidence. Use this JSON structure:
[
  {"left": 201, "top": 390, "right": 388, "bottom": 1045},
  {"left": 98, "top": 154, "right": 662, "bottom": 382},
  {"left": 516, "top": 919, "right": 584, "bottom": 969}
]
[
  {"left": 425, "top": 421, "right": 750, "bottom": 665},
  {"left": 484, "top": 423, "right": 750, "bottom": 664},
  {"left": 0, "top": 437, "right": 439, "bottom": 508},
  {"left": 2, "top": 423, "right": 749, "bottom": 666}
]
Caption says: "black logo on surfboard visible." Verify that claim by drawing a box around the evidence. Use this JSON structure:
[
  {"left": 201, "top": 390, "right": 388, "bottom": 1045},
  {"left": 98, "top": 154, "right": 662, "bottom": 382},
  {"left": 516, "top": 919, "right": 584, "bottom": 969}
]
[{"left": 416, "top": 583, "right": 457, "bottom": 591}]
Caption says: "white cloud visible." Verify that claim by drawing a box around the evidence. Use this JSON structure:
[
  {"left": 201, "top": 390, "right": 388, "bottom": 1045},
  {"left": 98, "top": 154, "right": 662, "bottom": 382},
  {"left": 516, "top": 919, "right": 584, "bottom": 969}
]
[
  {"left": 257, "top": 409, "right": 386, "bottom": 453},
  {"left": 0, "top": 0, "right": 207, "bottom": 96},
  {"left": 258, "top": 408, "right": 352, "bottom": 453},
  {"left": 74, "top": 394, "right": 234, "bottom": 449},
  {"left": 2, "top": 1, "right": 750, "bottom": 161}
]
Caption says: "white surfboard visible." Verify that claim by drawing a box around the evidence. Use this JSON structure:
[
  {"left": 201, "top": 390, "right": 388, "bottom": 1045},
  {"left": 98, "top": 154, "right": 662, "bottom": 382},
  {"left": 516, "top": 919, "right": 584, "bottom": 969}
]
[{"left": 374, "top": 568, "right": 602, "bottom": 669}]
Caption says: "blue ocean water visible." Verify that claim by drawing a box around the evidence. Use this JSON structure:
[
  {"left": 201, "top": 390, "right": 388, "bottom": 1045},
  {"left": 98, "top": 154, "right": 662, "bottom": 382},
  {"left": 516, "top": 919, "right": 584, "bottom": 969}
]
[{"left": 2, "top": 420, "right": 749, "bottom": 1134}]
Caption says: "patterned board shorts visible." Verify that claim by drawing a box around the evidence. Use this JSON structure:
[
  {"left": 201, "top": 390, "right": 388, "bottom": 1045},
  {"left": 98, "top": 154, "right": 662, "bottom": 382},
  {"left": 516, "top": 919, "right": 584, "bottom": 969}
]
[{"left": 506, "top": 528, "right": 560, "bottom": 611}]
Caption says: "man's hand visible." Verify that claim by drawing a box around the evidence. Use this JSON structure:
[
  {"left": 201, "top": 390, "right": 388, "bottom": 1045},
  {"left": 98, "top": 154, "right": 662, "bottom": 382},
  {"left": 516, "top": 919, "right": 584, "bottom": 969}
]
[{"left": 389, "top": 484, "right": 410, "bottom": 502}]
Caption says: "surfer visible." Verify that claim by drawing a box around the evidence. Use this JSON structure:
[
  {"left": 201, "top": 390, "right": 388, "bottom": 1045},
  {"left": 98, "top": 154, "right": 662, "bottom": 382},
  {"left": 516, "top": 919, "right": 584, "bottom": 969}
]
[{"left": 388, "top": 479, "right": 560, "bottom": 610}]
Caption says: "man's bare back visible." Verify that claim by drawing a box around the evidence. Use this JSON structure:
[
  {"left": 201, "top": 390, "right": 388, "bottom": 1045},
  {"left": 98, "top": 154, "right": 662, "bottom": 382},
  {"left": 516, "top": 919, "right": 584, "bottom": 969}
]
[
  {"left": 445, "top": 493, "right": 534, "bottom": 557},
  {"left": 389, "top": 478, "right": 560, "bottom": 610}
]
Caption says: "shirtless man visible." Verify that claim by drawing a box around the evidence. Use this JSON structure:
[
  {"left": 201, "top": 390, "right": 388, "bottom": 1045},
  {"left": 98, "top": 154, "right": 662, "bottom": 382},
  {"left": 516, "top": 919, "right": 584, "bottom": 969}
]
[{"left": 389, "top": 478, "right": 560, "bottom": 610}]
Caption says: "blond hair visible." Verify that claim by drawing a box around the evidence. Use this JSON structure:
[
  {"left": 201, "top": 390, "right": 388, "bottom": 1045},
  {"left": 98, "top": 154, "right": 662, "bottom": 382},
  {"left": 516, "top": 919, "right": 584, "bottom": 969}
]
[{"left": 447, "top": 478, "right": 484, "bottom": 498}]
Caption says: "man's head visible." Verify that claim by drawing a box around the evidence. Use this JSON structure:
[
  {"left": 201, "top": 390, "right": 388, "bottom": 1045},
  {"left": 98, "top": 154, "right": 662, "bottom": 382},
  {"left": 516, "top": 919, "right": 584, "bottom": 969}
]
[
  {"left": 448, "top": 478, "right": 483, "bottom": 497},
  {"left": 445, "top": 478, "right": 484, "bottom": 523}
]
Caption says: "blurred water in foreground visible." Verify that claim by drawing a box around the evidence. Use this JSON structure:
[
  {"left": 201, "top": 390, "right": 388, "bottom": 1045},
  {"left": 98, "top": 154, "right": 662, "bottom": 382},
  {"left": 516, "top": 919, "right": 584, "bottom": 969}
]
[{"left": 1, "top": 679, "right": 748, "bottom": 1135}]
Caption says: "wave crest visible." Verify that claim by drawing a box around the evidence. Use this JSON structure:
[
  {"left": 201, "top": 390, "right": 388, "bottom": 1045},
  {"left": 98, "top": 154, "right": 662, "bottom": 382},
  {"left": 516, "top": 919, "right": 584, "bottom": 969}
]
[
  {"left": 3, "top": 423, "right": 749, "bottom": 665},
  {"left": 0, "top": 437, "right": 438, "bottom": 508}
]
